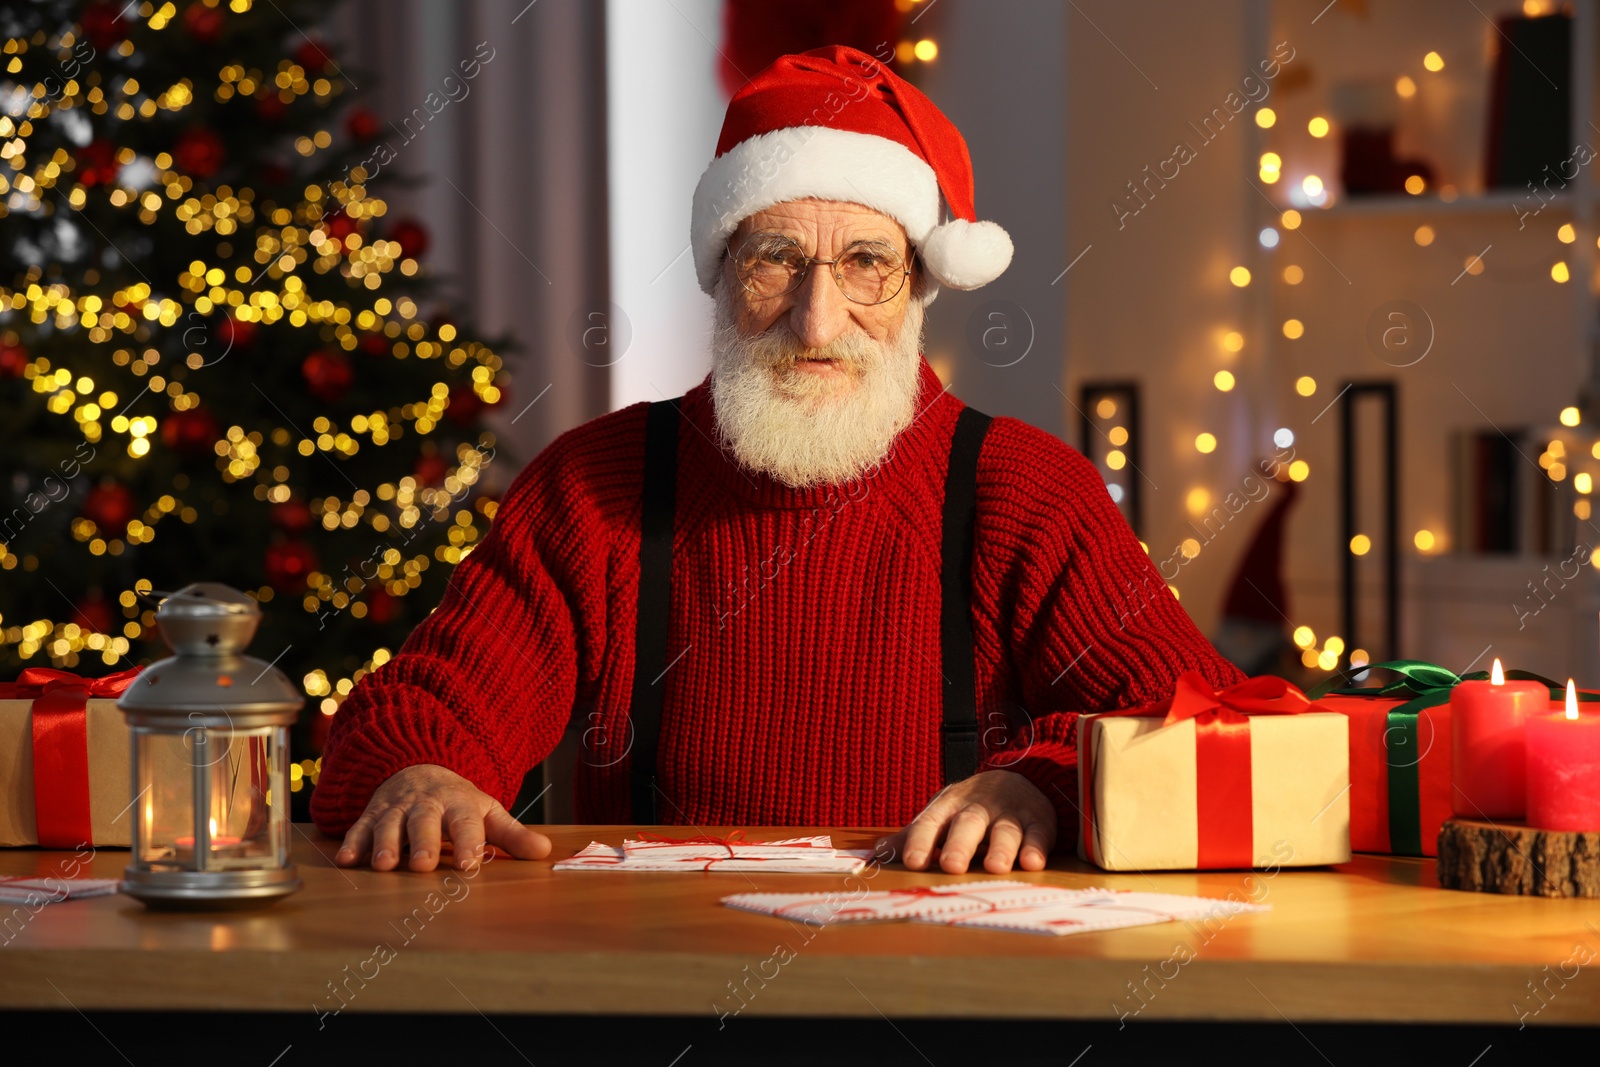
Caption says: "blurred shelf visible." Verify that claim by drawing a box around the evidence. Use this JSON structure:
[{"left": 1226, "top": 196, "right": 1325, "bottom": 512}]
[{"left": 1311, "top": 189, "right": 1574, "bottom": 219}]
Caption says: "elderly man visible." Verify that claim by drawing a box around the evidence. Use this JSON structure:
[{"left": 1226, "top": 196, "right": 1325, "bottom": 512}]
[{"left": 311, "top": 45, "right": 1242, "bottom": 875}]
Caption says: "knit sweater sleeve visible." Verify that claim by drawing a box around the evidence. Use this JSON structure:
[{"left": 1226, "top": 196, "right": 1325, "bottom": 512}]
[
  {"left": 972, "top": 417, "right": 1246, "bottom": 850},
  {"left": 309, "top": 420, "right": 618, "bottom": 837}
]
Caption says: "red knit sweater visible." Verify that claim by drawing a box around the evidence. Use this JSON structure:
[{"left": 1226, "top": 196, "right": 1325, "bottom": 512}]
[{"left": 311, "top": 356, "right": 1245, "bottom": 847}]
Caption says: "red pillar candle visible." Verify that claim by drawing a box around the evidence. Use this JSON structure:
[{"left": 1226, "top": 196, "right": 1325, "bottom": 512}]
[
  {"left": 1525, "top": 679, "right": 1600, "bottom": 832},
  {"left": 1450, "top": 658, "right": 1545, "bottom": 819}
]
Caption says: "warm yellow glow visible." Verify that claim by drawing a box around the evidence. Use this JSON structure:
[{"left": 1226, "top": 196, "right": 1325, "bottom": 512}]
[
  {"left": 1186, "top": 487, "right": 1211, "bottom": 514},
  {"left": 1214, "top": 370, "right": 1236, "bottom": 391},
  {"left": 1423, "top": 51, "right": 1445, "bottom": 72},
  {"left": 1293, "top": 625, "right": 1315, "bottom": 649},
  {"left": 1317, "top": 649, "right": 1340, "bottom": 672},
  {"left": 1414, "top": 529, "right": 1436, "bottom": 552},
  {"left": 1180, "top": 538, "right": 1201, "bottom": 559},
  {"left": 1281, "top": 209, "right": 1302, "bottom": 230},
  {"left": 1260, "top": 166, "right": 1281, "bottom": 184},
  {"left": 1255, "top": 108, "right": 1276, "bottom": 128},
  {"left": 1260, "top": 151, "right": 1282, "bottom": 170},
  {"left": 1491, "top": 658, "right": 1505, "bottom": 685},
  {"left": 1581, "top": 473, "right": 1596, "bottom": 494},
  {"left": 1558, "top": 222, "right": 1576, "bottom": 243},
  {"left": 1230, "top": 266, "right": 1252, "bottom": 287},
  {"left": 913, "top": 39, "right": 938, "bottom": 62},
  {"left": 1283, "top": 264, "right": 1304, "bottom": 285},
  {"left": 1396, "top": 75, "right": 1417, "bottom": 98},
  {"left": 1283, "top": 319, "right": 1305, "bottom": 339},
  {"left": 1308, "top": 116, "right": 1330, "bottom": 138},
  {"left": 1288, "top": 460, "right": 1310, "bottom": 482},
  {"left": 1302, "top": 174, "right": 1324, "bottom": 197},
  {"left": 1351, "top": 648, "right": 1370, "bottom": 667},
  {"left": 1561, "top": 406, "right": 1581, "bottom": 427},
  {"left": 1524, "top": 0, "right": 1552, "bottom": 14},
  {"left": 1350, "top": 534, "right": 1372, "bottom": 556},
  {"left": 1550, "top": 461, "right": 1568, "bottom": 481},
  {"left": 1096, "top": 398, "right": 1117, "bottom": 419},
  {"left": 1463, "top": 254, "right": 1486, "bottom": 276},
  {"left": 1414, "top": 225, "right": 1435, "bottom": 246},
  {"left": 1106, "top": 449, "right": 1126, "bottom": 470},
  {"left": 1325, "top": 636, "right": 1345, "bottom": 656},
  {"left": 1295, "top": 376, "right": 1316, "bottom": 396},
  {"left": 1552, "top": 261, "right": 1571, "bottom": 283},
  {"left": 1223, "top": 330, "right": 1245, "bottom": 351},
  {"left": 1195, "top": 432, "right": 1217, "bottom": 453},
  {"left": 1577, "top": 500, "right": 1592, "bottom": 520},
  {"left": 1404, "top": 174, "right": 1426, "bottom": 195},
  {"left": 1108, "top": 425, "right": 1129, "bottom": 446},
  {"left": 1567, "top": 678, "right": 1580, "bottom": 720}
]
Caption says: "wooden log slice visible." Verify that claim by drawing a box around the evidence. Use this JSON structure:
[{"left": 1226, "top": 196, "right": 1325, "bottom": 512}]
[{"left": 1436, "top": 817, "right": 1600, "bottom": 897}]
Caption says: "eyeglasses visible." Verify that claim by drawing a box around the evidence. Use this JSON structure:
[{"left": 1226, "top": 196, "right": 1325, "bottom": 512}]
[{"left": 729, "top": 231, "right": 913, "bottom": 306}]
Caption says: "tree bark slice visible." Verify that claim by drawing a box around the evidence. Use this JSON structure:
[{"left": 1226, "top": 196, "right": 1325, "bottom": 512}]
[{"left": 1436, "top": 817, "right": 1600, "bottom": 897}]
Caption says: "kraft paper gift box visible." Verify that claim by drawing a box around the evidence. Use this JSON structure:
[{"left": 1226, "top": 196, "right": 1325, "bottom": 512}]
[
  {"left": 0, "top": 667, "right": 142, "bottom": 848},
  {"left": 1078, "top": 672, "right": 1351, "bottom": 871}
]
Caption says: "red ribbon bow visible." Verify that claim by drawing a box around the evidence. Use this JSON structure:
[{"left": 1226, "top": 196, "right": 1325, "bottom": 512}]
[
  {"left": 1, "top": 666, "right": 143, "bottom": 849},
  {"left": 1081, "top": 671, "right": 1311, "bottom": 870}
]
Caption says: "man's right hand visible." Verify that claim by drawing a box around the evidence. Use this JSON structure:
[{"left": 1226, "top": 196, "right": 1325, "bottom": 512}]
[{"left": 333, "top": 764, "right": 553, "bottom": 872}]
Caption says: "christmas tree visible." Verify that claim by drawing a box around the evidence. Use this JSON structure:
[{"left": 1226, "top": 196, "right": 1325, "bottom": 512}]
[{"left": 0, "top": 0, "right": 510, "bottom": 811}]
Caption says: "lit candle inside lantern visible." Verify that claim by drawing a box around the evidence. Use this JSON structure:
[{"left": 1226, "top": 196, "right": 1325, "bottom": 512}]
[
  {"left": 175, "top": 818, "right": 244, "bottom": 851},
  {"left": 1450, "top": 658, "right": 1545, "bottom": 819},
  {"left": 1525, "top": 679, "right": 1600, "bottom": 832}
]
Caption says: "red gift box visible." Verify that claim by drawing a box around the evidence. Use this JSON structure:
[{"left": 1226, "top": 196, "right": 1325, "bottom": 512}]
[{"left": 1311, "top": 692, "right": 1451, "bottom": 857}]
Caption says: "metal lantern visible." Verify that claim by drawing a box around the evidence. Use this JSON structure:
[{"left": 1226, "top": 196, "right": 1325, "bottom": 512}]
[{"left": 117, "top": 582, "right": 303, "bottom": 909}]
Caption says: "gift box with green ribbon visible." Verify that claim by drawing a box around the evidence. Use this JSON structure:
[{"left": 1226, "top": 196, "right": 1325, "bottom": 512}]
[{"left": 1307, "top": 660, "right": 1580, "bottom": 857}]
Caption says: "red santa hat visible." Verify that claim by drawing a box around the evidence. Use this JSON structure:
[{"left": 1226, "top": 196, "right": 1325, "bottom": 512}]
[{"left": 691, "top": 45, "right": 1014, "bottom": 300}]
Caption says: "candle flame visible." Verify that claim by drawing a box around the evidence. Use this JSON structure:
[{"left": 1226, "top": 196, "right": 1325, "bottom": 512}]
[
  {"left": 1491, "top": 658, "right": 1505, "bottom": 684},
  {"left": 1567, "top": 679, "right": 1580, "bottom": 720},
  {"left": 209, "top": 817, "right": 218, "bottom": 837}
]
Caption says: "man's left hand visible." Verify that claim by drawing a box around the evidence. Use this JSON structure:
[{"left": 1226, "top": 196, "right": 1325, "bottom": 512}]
[{"left": 877, "top": 769, "right": 1056, "bottom": 874}]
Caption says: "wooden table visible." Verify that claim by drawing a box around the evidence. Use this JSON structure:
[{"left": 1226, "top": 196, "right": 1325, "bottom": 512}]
[{"left": 3, "top": 826, "right": 1599, "bottom": 1060}]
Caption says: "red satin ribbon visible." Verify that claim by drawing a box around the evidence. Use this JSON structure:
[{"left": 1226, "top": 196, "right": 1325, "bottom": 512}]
[
  {"left": 1080, "top": 671, "right": 1311, "bottom": 870},
  {"left": 1, "top": 666, "right": 143, "bottom": 849}
]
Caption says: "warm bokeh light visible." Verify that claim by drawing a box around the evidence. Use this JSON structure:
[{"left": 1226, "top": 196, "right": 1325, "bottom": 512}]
[
  {"left": 1096, "top": 398, "right": 1117, "bottom": 418},
  {"left": 1288, "top": 460, "right": 1310, "bottom": 481},
  {"left": 1575, "top": 472, "right": 1592, "bottom": 494},
  {"left": 1561, "top": 406, "right": 1581, "bottom": 427},
  {"left": 1463, "top": 253, "right": 1486, "bottom": 276},
  {"left": 1552, "top": 261, "right": 1571, "bottom": 283},
  {"left": 1301, "top": 174, "right": 1324, "bottom": 197},
  {"left": 1214, "top": 370, "right": 1236, "bottom": 391},
  {"left": 1414, "top": 529, "right": 1436, "bottom": 552},
  {"left": 1223, "top": 330, "right": 1245, "bottom": 351},
  {"left": 1350, "top": 534, "right": 1372, "bottom": 556},
  {"left": 1106, "top": 449, "right": 1126, "bottom": 470},
  {"left": 1256, "top": 108, "right": 1277, "bottom": 128},
  {"left": 1195, "top": 432, "right": 1217, "bottom": 454},
  {"left": 1283, "top": 318, "right": 1305, "bottom": 339},
  {"left": 1423, "top": 51, "right": 1445, "bottom": 72},
  {"left": 1396, "top": 75, "right": 1417, "bottom": 97},
  {"left": 1108, "top": 425, "right": 1129, "bottom": 446},
  {"left": 1281, "top": 209, "right": 1302, "bottom": 230},
  {"left": 1187, "top": 487, "right": 1211, "bottom": 514},
  {"left": 913, "top": 39, "right": 938, "bottom": 62},
  {"left": 1308, "top": 116, "right": 1330, "bottom": 138},
  {"left": 1293, "top": 625, "right": 1315, "bottom": 649},
  {"left": 1414, "top": 225, "right": 1435, "bottom": 246},
  {"left": 1295, "top": 376, "right": 1316, "bottom": 396},
  {"left": 1558, "top": 222, "right": 1576, "bottom": 243},
  {"left": 1404, "top": 174, "right": 1426, "bottom": 195},
  {"left": 1283, "top": 264, "right": 1304, "bottom": 284},
  {"left": 1230, "top": 266, "right": 1252, "bottom": 287}
]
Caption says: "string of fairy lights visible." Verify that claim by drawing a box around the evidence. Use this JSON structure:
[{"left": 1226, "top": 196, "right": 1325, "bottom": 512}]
[
  {"left": 0, "top": 1, "right": 507, "bottom": 780},
  {"left": 1089, "top": 2, "right": 1585, "bottom": 675}
]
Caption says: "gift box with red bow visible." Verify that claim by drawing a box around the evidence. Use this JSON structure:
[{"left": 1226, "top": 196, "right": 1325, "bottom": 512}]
[
  {"left": 0, "top": 666, "right": 142, "bottom": 848},
  {"left": 1077, "top": 672, "right": 1351, "bottom": 871}
]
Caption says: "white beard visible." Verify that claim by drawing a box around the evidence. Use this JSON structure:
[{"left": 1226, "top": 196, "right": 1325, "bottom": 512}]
[{"left": 708, "top": 282, "right": 925, "bottom": 490}]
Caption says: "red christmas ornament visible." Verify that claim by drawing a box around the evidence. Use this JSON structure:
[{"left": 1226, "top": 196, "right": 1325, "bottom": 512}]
[
  {"left": 345, "top": 106, "right": 380, "bottom": 142},
  {"left": 217, "top": 313, "right": 256, "bottom": 350},
  {"left": 159, "top": 405, "right": 220, "bottom": 460},
  {"left": 445, "top": 382, "right": 485, "bottom": 426},
  {"left": 388, "top": 218, "right": 430, "bottom": 260},
  {"left": 174, "top": 126, "right": 226, "bottom": 179},
  {"left": 296, "top": 39, "right": 335, "bottom": 74},
  {"left": 0, "top": 339, "right": 26, "bottom": 378},
  {"left": 363, "top": 586, "right": 402, "bottom": 626},
  {"left": 256, "top": 92, "right": 287, "bottom": 123},
  {"left": 359, "top": 331, "right": 390, "bottom": 358},
  {"left": 182, "top": 2, "right": 225, "bottom": 44},
  {"left": 413, "top": 452, "right": 449, "bottom": 487},
  {"left": 79, "top": 2, "right": 130, "bottom": 51},
  {"left": 271, "top": 497, "right": 313, "bottom": 535},
  {"left": 264, "top": 539, "right": 318, "bottom": 593},
  {"left": 72, "top": 593, "right": 117, "bottom": 637},
  {"left": 81, "top": 480, "right": 137, "bottom": 538},
  {"left": 323, "top": 211, "right": 357, "bottom": 243},
  {"left": 75, "top": 139, "right": 120, "bottom": 188},
  {"left": 301, "top": 349, "right": 354, "bottom": 404}
]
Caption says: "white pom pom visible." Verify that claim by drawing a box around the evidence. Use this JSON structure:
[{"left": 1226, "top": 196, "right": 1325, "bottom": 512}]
[{"left": 918, "top": 218, "right": 1014, "bottom": 290}]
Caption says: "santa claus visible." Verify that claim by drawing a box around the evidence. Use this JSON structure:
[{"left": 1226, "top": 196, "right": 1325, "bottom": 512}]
[{"left": 313, "top": 46, "right": 1242, "bottom": 875}]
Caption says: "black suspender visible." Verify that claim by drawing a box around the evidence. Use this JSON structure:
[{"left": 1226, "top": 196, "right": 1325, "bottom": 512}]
[
  {"left": 627, "top": 398, "right": 993, "bottom": 823},
  {"left": 628, "top": 398, "right": 679, "bottom": 824}
]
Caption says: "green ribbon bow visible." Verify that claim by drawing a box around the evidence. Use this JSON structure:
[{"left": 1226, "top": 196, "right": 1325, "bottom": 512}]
[{"left": 1306, "top": 659, "right": 1581, "bottom": 855}]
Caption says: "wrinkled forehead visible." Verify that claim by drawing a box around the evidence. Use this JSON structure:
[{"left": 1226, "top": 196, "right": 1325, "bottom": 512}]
[{"left": 730, "top": 198, "right": 909, "bottom": 252}]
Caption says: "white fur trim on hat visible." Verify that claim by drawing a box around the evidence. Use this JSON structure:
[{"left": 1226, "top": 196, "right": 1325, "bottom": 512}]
[
  {"left": 691, "top": 127, "right": 940, "bottom": 293},
  {"left": 919, "top": 218, "right": 1014, "bottom": 290}
]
